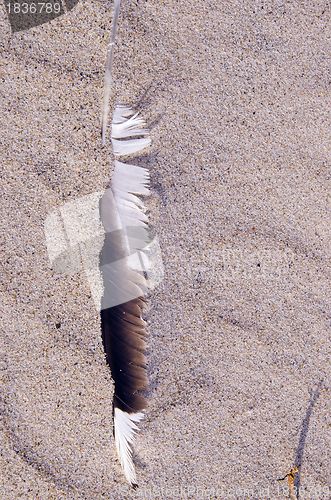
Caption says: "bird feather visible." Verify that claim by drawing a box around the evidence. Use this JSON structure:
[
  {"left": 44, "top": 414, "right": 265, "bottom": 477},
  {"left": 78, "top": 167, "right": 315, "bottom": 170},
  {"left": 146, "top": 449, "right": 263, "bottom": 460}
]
[{"left": 100, "top": 105, "right": 152, "bottom": 487}]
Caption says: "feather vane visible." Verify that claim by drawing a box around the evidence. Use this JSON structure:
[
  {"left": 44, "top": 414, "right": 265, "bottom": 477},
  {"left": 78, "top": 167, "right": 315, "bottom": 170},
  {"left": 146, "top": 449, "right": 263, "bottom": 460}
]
[{"left": 100, "top": 106, "right": 152, "bottom": 486}]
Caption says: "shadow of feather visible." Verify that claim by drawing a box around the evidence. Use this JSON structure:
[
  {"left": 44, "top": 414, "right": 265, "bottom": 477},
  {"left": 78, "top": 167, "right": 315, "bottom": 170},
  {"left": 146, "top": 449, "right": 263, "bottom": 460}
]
[
  {"left": 294, "top": 379, "right": 323, "bottom": 499},
  {"left": 131, "top": 84, "right": 166, "bottom": 129},
  {"left": 132, "top": 83, "right": 158, "bottom": 111}
]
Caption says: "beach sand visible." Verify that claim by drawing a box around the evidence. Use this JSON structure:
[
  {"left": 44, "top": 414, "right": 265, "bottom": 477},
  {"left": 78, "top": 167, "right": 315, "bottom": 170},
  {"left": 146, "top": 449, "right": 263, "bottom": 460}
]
[{"left": 1, "top": 1, "right": 330, "bottom": 498}]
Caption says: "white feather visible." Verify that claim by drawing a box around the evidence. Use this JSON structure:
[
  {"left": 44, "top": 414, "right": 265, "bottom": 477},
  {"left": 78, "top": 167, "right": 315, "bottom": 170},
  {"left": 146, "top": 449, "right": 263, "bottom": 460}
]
[
  {"left": 110, "top": 107, "right": 152, "bottom": 277},
  {"left": 127, "top": 250, "right": 151, "bottom": 272},
  {"left": 112, "top": 107, "right": 151, "bottom": 156},
  {"left": 112, "top": 114, "right": 149, "bottom": 138},
  {"left": 112, "top": 105, "right": 134, "bottom": 124},
  {"left": 112, "top": 137, "right": 151, "bottom": 157},
  {"left": 113, "top": 161, "right": 150, "bottom": 195},
  {"left": 114, "top": 408, "right": 144, "bottom": 486}
]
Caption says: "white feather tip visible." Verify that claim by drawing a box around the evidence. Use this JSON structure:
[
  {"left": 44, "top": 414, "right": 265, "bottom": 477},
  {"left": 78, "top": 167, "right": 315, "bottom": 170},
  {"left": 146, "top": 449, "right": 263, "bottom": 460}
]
[{"left": 114, "top": 407, "right": 145, "bottom": 486}]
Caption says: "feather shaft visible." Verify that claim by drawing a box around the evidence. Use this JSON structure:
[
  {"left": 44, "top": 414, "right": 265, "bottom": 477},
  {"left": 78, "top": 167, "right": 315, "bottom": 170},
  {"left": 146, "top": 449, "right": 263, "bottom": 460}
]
[{"left": 101, "top": 0, "right": 122, "bottom": 145}]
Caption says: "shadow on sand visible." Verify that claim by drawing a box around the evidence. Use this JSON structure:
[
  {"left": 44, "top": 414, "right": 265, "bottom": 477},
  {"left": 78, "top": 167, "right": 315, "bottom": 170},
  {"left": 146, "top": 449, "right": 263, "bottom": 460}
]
[{"left": 294, "top": 379, "right": 324, "bottom": 499}]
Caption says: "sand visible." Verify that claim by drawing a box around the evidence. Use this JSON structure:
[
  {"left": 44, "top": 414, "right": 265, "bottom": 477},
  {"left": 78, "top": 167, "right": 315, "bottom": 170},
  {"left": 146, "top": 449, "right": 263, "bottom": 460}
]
[{"left": 1, "top": 1, "right": 330, "bottom": 498}]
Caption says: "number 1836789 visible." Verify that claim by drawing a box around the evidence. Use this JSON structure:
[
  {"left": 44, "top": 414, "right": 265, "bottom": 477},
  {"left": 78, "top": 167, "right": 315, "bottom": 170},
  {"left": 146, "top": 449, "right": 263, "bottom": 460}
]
[{"left": 6, "top": 2, "right": 62, "bottom": 14}]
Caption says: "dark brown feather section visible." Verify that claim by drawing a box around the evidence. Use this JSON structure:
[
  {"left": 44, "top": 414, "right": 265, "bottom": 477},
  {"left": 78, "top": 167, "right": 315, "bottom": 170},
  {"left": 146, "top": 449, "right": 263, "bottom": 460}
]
[{"left": 101, "top": 300, "right": 148, "bottom": 413}]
